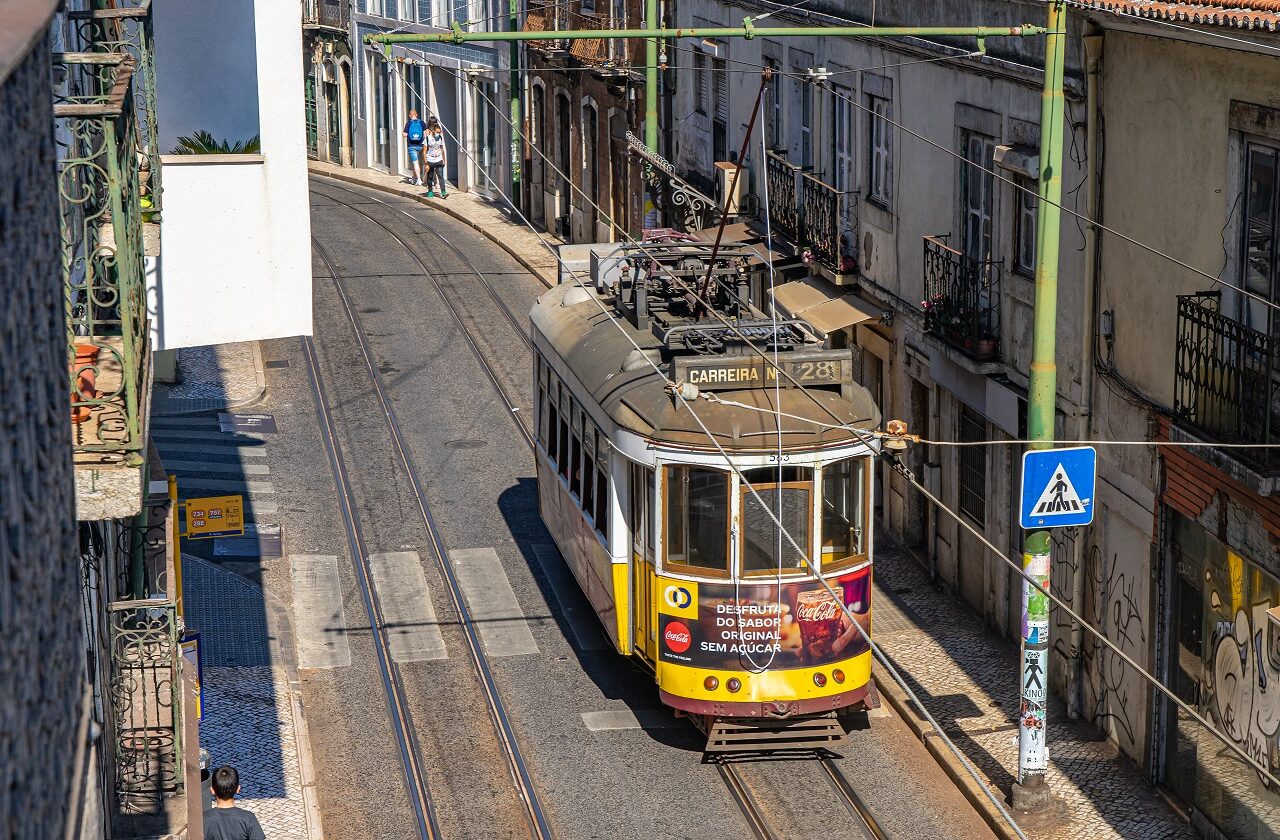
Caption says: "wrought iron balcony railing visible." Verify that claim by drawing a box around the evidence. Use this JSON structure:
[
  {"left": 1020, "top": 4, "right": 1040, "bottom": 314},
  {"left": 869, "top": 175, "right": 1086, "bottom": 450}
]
[
  {"left": 523, "top": 2, "right": 568, "bottom": 52},
  {"left": 67, "top": 0, "right": 162, "bottom": 217},
  {"left": 55, "top": 54, "right": 150, "bottom": 462},
  {"left": 1175, "top": 292, "right": 1280, "bottom": 474},
  {"left": 922, "top": 235, "right": 1002, "bottom": 361},
  {"left": 764, "top": 151, "right": 801, "bottom": 242},
  {"left": 800, "top": 173, "right": 859, "bottom": 274}
]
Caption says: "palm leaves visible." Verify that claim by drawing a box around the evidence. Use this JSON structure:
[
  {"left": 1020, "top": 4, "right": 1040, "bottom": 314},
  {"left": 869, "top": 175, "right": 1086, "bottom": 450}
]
[{"left": 169, "top": 130, "right": 261, "bottom": 155}]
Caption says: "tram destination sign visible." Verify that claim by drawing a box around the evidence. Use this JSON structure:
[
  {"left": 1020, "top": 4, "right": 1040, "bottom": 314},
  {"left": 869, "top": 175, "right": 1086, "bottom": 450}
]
[{"left": 672, "top": 350, "right": 853, "bottom": 391}]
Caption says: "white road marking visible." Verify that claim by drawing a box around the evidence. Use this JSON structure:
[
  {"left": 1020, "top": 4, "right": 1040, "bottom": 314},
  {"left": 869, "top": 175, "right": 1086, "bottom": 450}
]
[
  {"left": 580, "top": 709, "right": 681, "bottom": 732},
  {"left": 150, "top": 416, "right": 222, "bottom": 428},
  {"left": 163, "top": 460, "right": 271, "bottom": 475},
  {"left": 290, "top": 555, "right": 351, "bottom": 669},
  {"left": 529, "top": 544, "right": 609, "bottom": 651},
  {"left": 368, "top": 552, "right": 448, "bottom": 662},
  {"left": 449, "top": 547, "right": 539, "bottom": 657},
  {"left": 156, "top": 443, "right": 268, "bottom": 457},
  {"left": 179, "top": 477, "right": 275, "bottom": 495}
]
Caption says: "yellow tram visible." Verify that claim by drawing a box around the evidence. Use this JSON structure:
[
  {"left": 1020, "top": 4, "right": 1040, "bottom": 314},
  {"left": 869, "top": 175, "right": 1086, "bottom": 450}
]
[{"left": 531, "top": 237, "right": 881, "bottom": 749}]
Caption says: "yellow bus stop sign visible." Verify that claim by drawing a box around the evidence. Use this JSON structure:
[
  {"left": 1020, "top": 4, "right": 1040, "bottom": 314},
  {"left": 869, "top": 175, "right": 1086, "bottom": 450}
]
[{"left": 184, "top": 495, "right": 245, "bottom": 539}]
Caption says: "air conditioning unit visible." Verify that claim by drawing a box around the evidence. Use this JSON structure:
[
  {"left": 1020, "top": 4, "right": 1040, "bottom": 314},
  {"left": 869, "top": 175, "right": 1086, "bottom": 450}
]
[{"left": 714, "top": 161, "right": 746, "bottom": 215}]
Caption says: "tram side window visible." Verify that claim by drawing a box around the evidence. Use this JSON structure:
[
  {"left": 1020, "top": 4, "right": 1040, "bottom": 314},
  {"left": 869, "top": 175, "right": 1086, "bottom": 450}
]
[
  {"left": 740, "top": 466, "right": 812, "bottom": 576},
  {"left": 582, "top": 421, "right": 596, "bottom": 516},
  {"left": 547, "top": 378, "right": 561, "bottom": 465},
  {"left": 536, "top": 356, "right": 548, "bottom": 449},
  {"left": 664, "top": 466, "right": 729, "bottom": 575},
  {"left": 630, "top": 462, "right": 651, "bottom": 561},
  {"left": 569, "top": 401, "right": 583, "bottom": 497},
  {"left": 593, "top": 428, "right": 608, "bottom": 539},
  {"left": 558, "top": 388, "right": 571, "bottom": 481},
  {"left": 821, "top": 457, "right": 867, "bottom": 571}
]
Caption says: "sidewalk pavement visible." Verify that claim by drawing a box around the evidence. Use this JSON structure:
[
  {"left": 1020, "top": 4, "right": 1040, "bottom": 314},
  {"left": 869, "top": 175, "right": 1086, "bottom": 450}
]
[
  {"left": 184, "top": 555, "right": 320, "bottom": 839},
  {"left": 152, "top": 341, "right": 266, "bottom": 417},
  {"left": 871, "top": 537, "right": 1191, "bottom": 840},
  {"left": 307, "top": 161, "right": 560, "bottom": 288}
]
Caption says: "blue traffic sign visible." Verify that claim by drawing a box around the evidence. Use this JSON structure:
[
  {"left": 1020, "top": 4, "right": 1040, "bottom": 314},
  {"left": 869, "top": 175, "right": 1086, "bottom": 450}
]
[{"left": 1020, "top": 446, "right": 1096, "bottom": 529}]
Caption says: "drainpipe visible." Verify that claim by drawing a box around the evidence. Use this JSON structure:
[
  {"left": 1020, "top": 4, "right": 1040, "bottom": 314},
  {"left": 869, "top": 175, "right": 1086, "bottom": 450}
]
[{"left": 1068, "top": 29, "right": 1104, "bottom": 721}]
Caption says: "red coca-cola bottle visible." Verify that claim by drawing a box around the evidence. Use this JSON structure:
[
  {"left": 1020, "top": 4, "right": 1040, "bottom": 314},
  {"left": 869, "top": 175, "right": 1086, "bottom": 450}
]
[{"left": 795, "top": 590, "right": 841, "bottom": 665}]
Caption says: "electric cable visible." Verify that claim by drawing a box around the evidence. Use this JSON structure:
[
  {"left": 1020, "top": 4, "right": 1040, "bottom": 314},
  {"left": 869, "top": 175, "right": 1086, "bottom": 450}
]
[
  {"left": 372, "top": 54, "right": 1035, "bottom": 836},
  {"left": 372, "top": 48, "right": 1280, "bottom": 790}
]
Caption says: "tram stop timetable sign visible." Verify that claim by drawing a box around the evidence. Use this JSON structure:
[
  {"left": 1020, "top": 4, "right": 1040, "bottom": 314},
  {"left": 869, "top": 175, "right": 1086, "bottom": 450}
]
[
  {"left": 185, "top": 494, "right": 245, "bottom": 539},
  {"left": 1019, "top": 446, "right": 1096, "bottom": 530}
]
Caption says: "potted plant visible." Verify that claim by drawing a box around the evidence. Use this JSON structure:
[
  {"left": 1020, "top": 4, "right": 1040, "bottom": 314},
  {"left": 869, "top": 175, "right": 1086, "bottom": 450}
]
[
  {"left": 71, "top": 344, "right": 99, "bottom": 424},
  {"left": 976, "top": 334, "right": 998, "bottom": 360}
]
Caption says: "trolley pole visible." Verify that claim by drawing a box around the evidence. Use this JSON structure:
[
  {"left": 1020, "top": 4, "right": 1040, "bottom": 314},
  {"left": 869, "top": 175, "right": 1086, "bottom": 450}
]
[{"left": 1014, "top": 0, "right": 1067, "bottom": 812}]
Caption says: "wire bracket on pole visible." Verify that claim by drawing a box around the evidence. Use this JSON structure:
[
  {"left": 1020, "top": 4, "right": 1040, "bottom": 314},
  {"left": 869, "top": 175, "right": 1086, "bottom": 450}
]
[
  {"left": 742, "top": 15, "right": 756, "bottom": 39},
  {"left": 977, "top": 34, "right": 987, "bottom": 54},
  {"left": 451, "top": 20, "right": 466, "bottom": 44}
]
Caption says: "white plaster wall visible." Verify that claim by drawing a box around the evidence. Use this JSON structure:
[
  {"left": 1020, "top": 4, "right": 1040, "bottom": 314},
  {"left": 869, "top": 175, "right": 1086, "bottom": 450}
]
[{"left": 151, "top": 0, "right": 313, "bottom": 348}]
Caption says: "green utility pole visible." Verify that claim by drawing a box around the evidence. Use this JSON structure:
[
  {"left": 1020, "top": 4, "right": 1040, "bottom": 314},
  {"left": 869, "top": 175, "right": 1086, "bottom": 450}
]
[
  {"left": 510, "top": 0, "right": 521, "bottom": 199},
  {"left": 645, "top": 0, "right": 659, "bottom": 222},
  {"left": 1015, "top": 0, "right": 1067, "bottom": 812}
]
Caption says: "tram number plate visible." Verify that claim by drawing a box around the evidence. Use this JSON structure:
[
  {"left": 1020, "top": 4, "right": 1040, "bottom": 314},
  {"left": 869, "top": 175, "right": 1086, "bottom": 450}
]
[{"left": 674, "top": 352, "right": 852, "bottom": 391}]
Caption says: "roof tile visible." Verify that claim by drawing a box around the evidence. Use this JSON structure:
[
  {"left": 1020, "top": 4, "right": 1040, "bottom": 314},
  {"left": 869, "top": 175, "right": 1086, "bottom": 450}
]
[{"left": 1068, "top": 0, "right": 1280, "bottom": 31}]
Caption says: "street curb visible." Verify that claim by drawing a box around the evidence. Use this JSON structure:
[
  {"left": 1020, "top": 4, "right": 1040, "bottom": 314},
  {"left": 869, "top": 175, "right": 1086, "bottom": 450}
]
[
  {"left": 308, "top": 166, "right": 557, "bottom": 289},
  {"left": 872, "top": 668, "right": 1023, "bottom": 840},
  {"left": 151, "top": 341, "right": 269, "bottom": 417}
]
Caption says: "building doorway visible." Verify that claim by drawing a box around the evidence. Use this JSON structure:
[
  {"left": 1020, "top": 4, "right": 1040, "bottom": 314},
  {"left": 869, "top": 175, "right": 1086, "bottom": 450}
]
[
  {"left": 373, "top": 59, "right": 391, "bottom": 170},
  {"left": 474, "top": 79, "right": 500, "bottom": 197},
  {"left": 325, "top": 81, "right": 341, "bottom": 163},
  {"left": 530, "top": 84, "right": 546, "bottom": 226}
]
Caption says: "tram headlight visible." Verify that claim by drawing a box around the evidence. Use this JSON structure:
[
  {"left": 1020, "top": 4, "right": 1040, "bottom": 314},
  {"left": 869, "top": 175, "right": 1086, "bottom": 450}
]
[
  {"left": 832, "top": 669, "right": 845, "bottom": 684},
  {"left": 813, "top": 672, "right": 827, "bottom": 688},
  {"left": 704, "top": 676, "right": 719, "bottom": 691},
  {"left": 726, "top": 677, "right": 742, "bottom": 693}
]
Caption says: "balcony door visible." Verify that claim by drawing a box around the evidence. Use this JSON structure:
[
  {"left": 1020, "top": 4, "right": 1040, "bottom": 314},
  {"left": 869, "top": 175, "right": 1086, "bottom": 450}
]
[
  {"left": 832, "top": 85, "right": 855, "bottom": 259},
  {"left": 530, "top": 85, "right": 545, "bottom": 225},
  {"left": 1242, "top": 141, "right": 1280, "bottom": 336},
  {"left": 961, "top": 130, "right": 996, "bottom": 262}
]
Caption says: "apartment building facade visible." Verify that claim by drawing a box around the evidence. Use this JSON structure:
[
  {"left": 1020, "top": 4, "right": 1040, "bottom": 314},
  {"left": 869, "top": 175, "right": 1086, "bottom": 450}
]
[
  {"left": 521, "top": 0, "right": 647, "bottom": 242},
  {"left": 1066, "top": 3, "right": 1280, "bottom": 837}
]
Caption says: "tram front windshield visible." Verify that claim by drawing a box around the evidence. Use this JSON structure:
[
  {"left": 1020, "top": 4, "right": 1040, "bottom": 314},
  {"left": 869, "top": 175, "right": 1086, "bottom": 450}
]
[
  {"left": 665, "top": 466, "right": 729, "bottom": 573},
  {"left": 741, "top": 466, "right": 812, "bottom": 576}
]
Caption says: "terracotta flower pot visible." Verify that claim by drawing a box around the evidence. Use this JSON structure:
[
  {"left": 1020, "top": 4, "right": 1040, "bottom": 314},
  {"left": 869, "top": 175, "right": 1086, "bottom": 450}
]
[{"left": 71, "top": 344, "right": 99, "bottom": 424}]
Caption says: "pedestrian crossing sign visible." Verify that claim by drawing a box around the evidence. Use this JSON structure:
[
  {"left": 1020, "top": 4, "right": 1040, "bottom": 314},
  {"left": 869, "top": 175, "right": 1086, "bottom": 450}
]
[{"left": 1019, "top": 447, "right": 1096, "bottom": 529}]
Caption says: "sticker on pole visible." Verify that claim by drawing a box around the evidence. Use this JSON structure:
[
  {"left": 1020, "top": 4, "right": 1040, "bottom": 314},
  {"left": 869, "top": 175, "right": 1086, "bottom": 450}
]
[{"left": 1019, "top": 446, "right": 1096, "bottom": 529}]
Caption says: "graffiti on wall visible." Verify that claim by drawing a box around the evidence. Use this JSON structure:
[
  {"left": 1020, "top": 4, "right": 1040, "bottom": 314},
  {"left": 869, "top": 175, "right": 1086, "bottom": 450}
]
[
  {"left": 1080, "top": 545, "right": 1146, "bottom": 750},
  {"left": 1205, "top": 590, "right": 1280, "bottom": 776}
]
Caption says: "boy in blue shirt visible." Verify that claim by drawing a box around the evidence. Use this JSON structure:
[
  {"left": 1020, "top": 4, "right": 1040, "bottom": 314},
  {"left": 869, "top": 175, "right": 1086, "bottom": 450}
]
[{"left": 403, "top": 109, "right": 426, "bottom": 186}]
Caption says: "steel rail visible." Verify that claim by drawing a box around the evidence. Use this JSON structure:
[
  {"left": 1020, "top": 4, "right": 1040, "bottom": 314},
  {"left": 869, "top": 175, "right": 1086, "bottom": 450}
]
[
  {"left": 299, "top": 328, "right": 441, "bottom": 840},
  {"left": 311, "top": 198, "right": 552, "bottom": 840},
  {"left": 819, "top": 758, "right": 889, "bottom": 840},
  {"left": 716, "top": 764, "right": 783, "bottom": 840},
  {"left": 315, "top": 181, "right": 904, "bottom": 840}
]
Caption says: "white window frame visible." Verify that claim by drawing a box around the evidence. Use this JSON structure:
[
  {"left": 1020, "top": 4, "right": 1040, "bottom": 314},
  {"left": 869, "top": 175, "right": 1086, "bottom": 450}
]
[
  {"left": 867, "top": 93, "right": 892, "bottom": 207},
  {"left": 794, "top": 67, "right": 813, "bottom": 169},
  {"left": 1013, "top": 176, "right": 1038, "bottom": 277}
]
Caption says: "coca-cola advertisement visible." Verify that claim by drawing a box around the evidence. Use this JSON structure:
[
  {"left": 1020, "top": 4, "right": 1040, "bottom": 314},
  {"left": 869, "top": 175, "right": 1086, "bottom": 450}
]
[{"left": 657, "top": 567, "right": 871, "bottom": 669}]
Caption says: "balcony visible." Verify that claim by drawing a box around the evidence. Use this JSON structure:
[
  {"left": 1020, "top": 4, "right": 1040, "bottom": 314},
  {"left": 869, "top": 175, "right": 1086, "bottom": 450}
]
[
  {"left": 1174, "top": 292, "right": 1280, "bottom": 483},
  {"left": 765, "top": 150, "right": 801, "bottom": 241},
  {"left": 523, "top": 3, "right": 568, "bottom": 54},
  {"left": 66, "top": 0, "right": 162, "bottom": 217},
  {"left": 800, "top": 173, "right": 859, "bottom": 275},
  {"left": 55, "top": 53, "right": 152, "bottom": 519},
  {"left": 922, "top": 235, "right": 1002, "bottom": 363}
]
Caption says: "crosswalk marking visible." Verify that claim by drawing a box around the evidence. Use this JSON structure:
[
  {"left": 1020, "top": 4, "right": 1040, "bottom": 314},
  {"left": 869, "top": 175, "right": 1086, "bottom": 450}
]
[
  {"left": 530, "top": 544, "right": 609, "bottom": 651},
  {"left": 290, "top": 555, "right": 351, "bottom": 669},
  {"left": 156, "top": 443, "right": 268, "bottom": 458},
  {"left": 178, "top": 478, "right": 275, "bottom": 495},
  {"left": 151, "top": 417, "right": 223, "bottom": 428},
  {"left": 368, "top": 552, "right": 448, "bottom": 662},
  {"left": 163, "top": 460, "right": 271, "bottom": 476},
  {"left": 151, "top": 430, "right": 266, "bottom": 443},
  {"left": 449, "top": 547, "right": 539, "bottom": 657}
]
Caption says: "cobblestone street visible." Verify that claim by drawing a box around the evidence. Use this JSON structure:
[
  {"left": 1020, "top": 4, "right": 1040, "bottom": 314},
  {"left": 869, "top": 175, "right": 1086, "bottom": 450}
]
[{"left": 872, "top": 538, "right": 1192, "bottom": 840}]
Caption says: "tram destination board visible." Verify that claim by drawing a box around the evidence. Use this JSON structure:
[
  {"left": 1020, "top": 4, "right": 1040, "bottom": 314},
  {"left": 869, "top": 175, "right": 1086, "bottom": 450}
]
[{"left": 672, "top": 349, "right": 854, "bottom": 391}]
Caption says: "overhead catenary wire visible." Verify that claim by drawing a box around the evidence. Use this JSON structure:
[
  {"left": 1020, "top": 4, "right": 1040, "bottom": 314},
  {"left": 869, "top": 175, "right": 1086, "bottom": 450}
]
[
  {"left": 376, "top": 47, "right": 1280, "bottom": 790},
  {"left": 656, "top": 37, "right": 1280, "bottom": 314},
  {"left": 375, "top": 53, "right": 1033, "bottom": 838}
]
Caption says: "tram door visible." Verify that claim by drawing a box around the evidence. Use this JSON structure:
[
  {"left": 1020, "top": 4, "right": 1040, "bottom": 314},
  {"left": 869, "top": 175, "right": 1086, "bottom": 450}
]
[{"left": 630, "top": 462, "right": 657, "bottom": 662}]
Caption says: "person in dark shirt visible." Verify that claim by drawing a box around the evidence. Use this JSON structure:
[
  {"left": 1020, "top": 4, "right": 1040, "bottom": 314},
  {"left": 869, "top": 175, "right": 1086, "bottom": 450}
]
[{"left": 204, "top": 765, "right": 266, "bottom": 840}]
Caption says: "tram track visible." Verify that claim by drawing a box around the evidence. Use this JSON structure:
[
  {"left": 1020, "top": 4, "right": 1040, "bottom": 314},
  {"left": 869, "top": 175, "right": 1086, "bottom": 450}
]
[
  {"left": 309, "top": 230, "right": 552, "bottom": 840},
  {"left": 310, "top": 179, "right": 893, "bottom": 840}
]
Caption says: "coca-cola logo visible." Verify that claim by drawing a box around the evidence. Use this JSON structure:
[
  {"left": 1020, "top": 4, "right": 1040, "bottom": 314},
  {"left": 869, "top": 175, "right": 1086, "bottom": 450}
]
[
  {"left": 795, "top": 596, "right": 840, "bottom": 622},
  {"left": 664, "top": 621, "right": 692, "bottom": 653}
]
